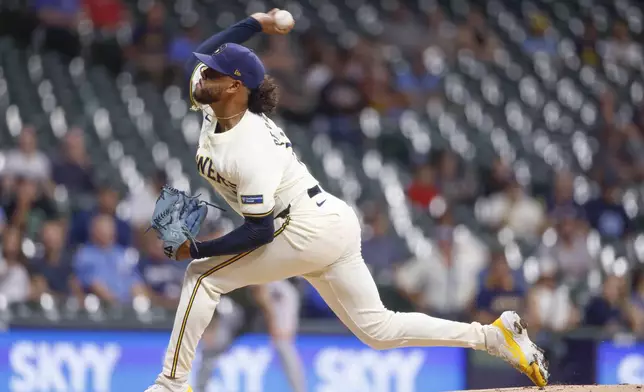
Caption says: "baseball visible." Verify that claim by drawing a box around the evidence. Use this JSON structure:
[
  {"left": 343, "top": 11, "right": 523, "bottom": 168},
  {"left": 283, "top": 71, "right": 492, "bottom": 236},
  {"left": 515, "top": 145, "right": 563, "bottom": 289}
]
[{"left": 274, "top": 10, "right": 294, "bottom": 30}]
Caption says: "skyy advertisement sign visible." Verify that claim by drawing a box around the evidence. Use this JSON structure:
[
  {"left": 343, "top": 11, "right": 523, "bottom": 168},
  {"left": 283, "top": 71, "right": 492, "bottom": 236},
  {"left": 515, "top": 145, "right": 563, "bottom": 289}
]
[{"left": 0, "top": 329, "right": 466, "bottom": 392}]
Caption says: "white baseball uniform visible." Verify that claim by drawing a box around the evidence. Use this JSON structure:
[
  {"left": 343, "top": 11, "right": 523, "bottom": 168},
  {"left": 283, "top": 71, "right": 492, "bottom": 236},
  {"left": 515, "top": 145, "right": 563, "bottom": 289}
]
[{"left": 156, "top": 64, "right": 496, "bottom": 386}]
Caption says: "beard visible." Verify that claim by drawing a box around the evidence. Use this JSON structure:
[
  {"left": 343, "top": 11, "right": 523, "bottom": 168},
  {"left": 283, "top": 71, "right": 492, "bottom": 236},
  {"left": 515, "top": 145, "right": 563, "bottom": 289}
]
[{"left": 194, "top": 84, "right": 221, "bottom": 105}]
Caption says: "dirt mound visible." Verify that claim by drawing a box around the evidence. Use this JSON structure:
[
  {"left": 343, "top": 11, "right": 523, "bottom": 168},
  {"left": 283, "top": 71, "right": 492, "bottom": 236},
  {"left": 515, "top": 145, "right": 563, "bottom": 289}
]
[{"left": 457, "top": 385, "right": 642, "bottom": 392}]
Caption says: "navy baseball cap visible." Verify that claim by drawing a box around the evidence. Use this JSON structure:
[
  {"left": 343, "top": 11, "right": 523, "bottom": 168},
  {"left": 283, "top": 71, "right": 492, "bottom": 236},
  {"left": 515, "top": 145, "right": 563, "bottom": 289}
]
[{"left": 193, "top": 43, "right": 265, "bottom": 90}]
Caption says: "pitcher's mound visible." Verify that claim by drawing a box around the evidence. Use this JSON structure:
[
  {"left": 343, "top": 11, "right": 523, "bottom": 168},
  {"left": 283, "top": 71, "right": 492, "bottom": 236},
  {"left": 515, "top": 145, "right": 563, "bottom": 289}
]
[{"left": 459, "top": 385, "right": 642, "bottom": 392}]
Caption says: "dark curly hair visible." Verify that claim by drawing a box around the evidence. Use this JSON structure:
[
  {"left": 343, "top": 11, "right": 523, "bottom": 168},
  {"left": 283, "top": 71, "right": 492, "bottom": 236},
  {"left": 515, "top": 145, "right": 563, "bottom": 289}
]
[{"left": 247, "top": 76, "right": 279, "bottom": 115}]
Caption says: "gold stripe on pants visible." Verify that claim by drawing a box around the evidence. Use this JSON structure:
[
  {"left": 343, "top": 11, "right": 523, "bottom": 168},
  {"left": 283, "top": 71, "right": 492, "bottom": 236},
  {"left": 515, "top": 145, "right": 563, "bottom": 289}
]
[{"left": 170, "top": 217, "right": 291, "bottom": 377}]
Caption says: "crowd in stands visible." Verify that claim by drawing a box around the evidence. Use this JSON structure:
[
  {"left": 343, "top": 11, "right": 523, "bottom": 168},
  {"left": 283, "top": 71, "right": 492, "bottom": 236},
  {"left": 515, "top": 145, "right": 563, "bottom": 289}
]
[{"left": 1, "top": 0, "right": 644, "bottom": 343}]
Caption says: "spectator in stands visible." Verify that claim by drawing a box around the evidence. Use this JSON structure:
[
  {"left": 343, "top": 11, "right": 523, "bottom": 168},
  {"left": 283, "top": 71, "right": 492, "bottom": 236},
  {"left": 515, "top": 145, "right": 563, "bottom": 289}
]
[
  {"left": 137, "top": 233, "right": 186, "bottom": 310},
  {"left": 547, "top": 171, "right": 582, "bottom": 215},
  {"left": 622, "top": 123, "right": 644, "bottom": 182},
  {"left": 477, "top": 247, "right": 526, "bottom": 291},
  {"left": 522, "top": 13, "right": 557, "bottom": 57},
  {"left": 393, "top": 52, "right": 441, "bottom": 111},
  {"left": 420, "top": 5, "right": 457, "bottom": 59},
  {"left": 83, "top": 0, "right": 130, "bottom": 74},
  {"left": 585, "top": 274, "right": 629, "bottom": 332},
  {"left": 457, "top": 7, "right": 500, "bottom": 62},
  {"left": 395, "top": 207, "right": 487, "bottom": 318},
  {"left": 261, "top": 35, "right": 314, "bottom": 123},
  {"left": 73, "top": 214, "right": 144, "bottom": 305},
  {"left": 29, "top": 221, "right": 83, "bottom": 301},
  {"left": 31, "top": 0, "right": 82, "bottom": 59},
  {"left": 346, "top": 36, "right": 383, "bottom": 83},
  {"left": 168, "top": 15, "right": 202, "bottom": 84},
  {"left": 435, "top": 150, "right": 478, "bottom": 204},
  {"left": 481, "top": 157, "right": 513, "bottom": 196},
  {"left": 597, "top": 90, "right": 644, "bottom": 182},
  {"left": 0, "top": 227, "right": 30, "bottom": 304},
  {"left": 362, "top": 64, "right": 409, "bottom": 119},
  {"left": 477, "top": 176, "right": 545, "bottom": 242},
  {"left": 3, "top": 125, "right": 51, "bottom": 184},
  {"left": 301, "top": 36, "right": 336, "bottom": 97},
  {"left": 584, "top": 176, "right": 631, "bottom": 240},
  {"left": 123, "top": 170, "right": 167, "bottom": 231},
  {"left": 473, "top": 252, "right": 524, "bottom": 325},
  {"left": 538, "top": 207, "right": 592, "bottom": 283},
  {"left": 360, "top": 203, "right": 409, "bottom": 285},
  {"left": 2, "top": 176, "right": 59, "bottom": 238},
  {"left": 600, "top": 89, "right": 617, "bottom": 127},
  {"left": 381, "top": 5, "right": 426, "bottom": 55},
  {"left": 525, "top": 261, "right": 580, "bottom": 335},
  {"left": 316, "top": 49, "right": 369, "bottom": 146},
  {"left": 407, "top": 163, "right": 440, "bottom": 209},
  {"left": 128, "top": 1, "right": 171, "bottom": 87},
  {"left": 69, "top": 184, "right": 132, "bottom": 248},
  {"left": 577, "top": 21, "right": 600, "bottom": 67},
  {"left": 601, "top": 21, "right": 643, "bottom": 69},
  {"left": 51, "top": 127, "right": 95, "bottom": 196},
  {"left": 616, "top": 126, "right": 644, "bottom": 183}
]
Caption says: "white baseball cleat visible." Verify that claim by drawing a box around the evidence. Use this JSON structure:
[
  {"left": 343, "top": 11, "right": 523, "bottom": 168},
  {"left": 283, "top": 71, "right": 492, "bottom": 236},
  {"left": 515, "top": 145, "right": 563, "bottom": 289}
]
[{"left": 486, "top": 311, "right": 550, "bottom": 387}]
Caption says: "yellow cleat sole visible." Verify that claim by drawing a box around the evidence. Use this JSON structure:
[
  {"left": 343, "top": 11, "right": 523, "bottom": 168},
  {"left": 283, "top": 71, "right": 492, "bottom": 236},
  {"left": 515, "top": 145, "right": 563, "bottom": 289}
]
[
  {"left": 493, "top": 316, "right": 548, "bottom": 387},
  {"left": 526, "top": 362, "right": 548, "bottom": 387}
]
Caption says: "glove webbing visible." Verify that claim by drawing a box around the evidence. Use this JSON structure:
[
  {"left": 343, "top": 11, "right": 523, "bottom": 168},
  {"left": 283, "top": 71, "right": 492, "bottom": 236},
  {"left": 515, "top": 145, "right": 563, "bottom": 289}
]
[{"left": 146, "top": 185, "right": 226, "bottom": 235}]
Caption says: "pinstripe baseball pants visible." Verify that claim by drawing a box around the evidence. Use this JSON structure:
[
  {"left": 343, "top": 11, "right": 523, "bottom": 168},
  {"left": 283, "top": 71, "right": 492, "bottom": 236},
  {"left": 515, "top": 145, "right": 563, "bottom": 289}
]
[{"left": 156, "top": 192, "right": 490, "bottom": 388}]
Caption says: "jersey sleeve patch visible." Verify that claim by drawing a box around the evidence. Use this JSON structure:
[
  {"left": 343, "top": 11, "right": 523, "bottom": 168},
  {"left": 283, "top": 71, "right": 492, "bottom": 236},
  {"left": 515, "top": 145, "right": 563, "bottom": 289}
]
[{"left": 241, "top": 195, "right": 264, "bottom": 204}]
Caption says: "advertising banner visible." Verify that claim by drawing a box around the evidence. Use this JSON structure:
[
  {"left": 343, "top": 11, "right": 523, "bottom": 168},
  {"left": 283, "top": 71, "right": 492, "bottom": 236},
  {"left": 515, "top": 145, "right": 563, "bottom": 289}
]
[
  {"left": 597, "top": 340, "right": 644, "bottom": 385},
  {"left": 0, "top": 329, "right": 465, "bottom": 392}
]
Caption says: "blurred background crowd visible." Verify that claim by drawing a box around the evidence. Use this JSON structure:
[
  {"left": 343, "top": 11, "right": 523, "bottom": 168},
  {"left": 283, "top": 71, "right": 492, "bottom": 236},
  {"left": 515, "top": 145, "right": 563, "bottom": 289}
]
[{"left": 1, "top": 0, "right": 644, "bottom": 353}]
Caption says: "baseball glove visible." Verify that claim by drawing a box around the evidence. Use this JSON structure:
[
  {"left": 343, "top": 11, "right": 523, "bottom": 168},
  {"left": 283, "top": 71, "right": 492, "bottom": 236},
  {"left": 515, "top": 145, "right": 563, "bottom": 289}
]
[{"left": 148, "top": 185, "right": 224, "bottom": 260}]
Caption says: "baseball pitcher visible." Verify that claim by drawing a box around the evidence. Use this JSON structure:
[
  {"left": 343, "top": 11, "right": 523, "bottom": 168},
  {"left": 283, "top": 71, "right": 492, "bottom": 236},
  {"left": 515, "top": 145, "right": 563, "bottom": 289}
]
[{"left": 145, "top": 9, "right": 549, "bottom": 392}]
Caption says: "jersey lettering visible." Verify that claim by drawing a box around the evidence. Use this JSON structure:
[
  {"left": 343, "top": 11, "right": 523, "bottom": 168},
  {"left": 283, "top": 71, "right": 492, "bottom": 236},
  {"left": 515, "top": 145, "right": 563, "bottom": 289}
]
[
  {"left": 196, "top": 155, "right": 208, "bottom": 174},
  {"left": 267, "top": 127, "right": 305, "bottom": 167},
  {"left": 270, "top": 130, "right": 289, "bottom": 147},
  {"left": 263, "top": 116, "right": 288, "bottom": 146},
  {"left": 196, "top": 155, "right": 238, "bottom": 192},
  {"left": 264, "top": 117, "right": 300, "bottom": 158}
]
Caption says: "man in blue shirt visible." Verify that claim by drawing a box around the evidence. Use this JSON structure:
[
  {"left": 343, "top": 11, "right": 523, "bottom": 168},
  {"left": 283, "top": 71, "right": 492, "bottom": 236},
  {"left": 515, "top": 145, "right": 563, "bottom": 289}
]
[
  {"left": 361, "top": 204, "right": 409, "bottom": 284},
  {"left": 73, "top": 214, "right": 144, "bottom": 305},
  {"left": 69, "top": 184, "right": 132, "bottom": 248},
  {"left": 29, "top": 221, "right": 84, "bottom": 301},
  {"left": 584, "top": 176, "right": 631, "bottom": 239},
  {"left": 474, "top": 252, "right": 525, "bottom": 325},
  {"left": 168, "top": 18, "right": 202, "bottom": 82},
  {"left": 585, "top": 275, "right": 628, "bottom": 331}
]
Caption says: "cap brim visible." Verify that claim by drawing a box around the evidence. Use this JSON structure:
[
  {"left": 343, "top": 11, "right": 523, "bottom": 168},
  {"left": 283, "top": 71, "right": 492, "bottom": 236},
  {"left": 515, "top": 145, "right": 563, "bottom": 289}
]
[{"left": 193, "top": 52, "right": 229, "bottom": 76}]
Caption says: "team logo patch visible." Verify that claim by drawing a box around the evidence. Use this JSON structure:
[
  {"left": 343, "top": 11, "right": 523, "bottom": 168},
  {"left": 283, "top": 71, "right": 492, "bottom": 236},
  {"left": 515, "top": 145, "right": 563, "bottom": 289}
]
[
  {"left": 241, "top": 195, "right": 263, "bottom": 204},
  {"left": 213, "top": 44, "right": 226, "bottom": 55},
  {"left": 234, "top": 69, "right": 241, "bottom": 76}
]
